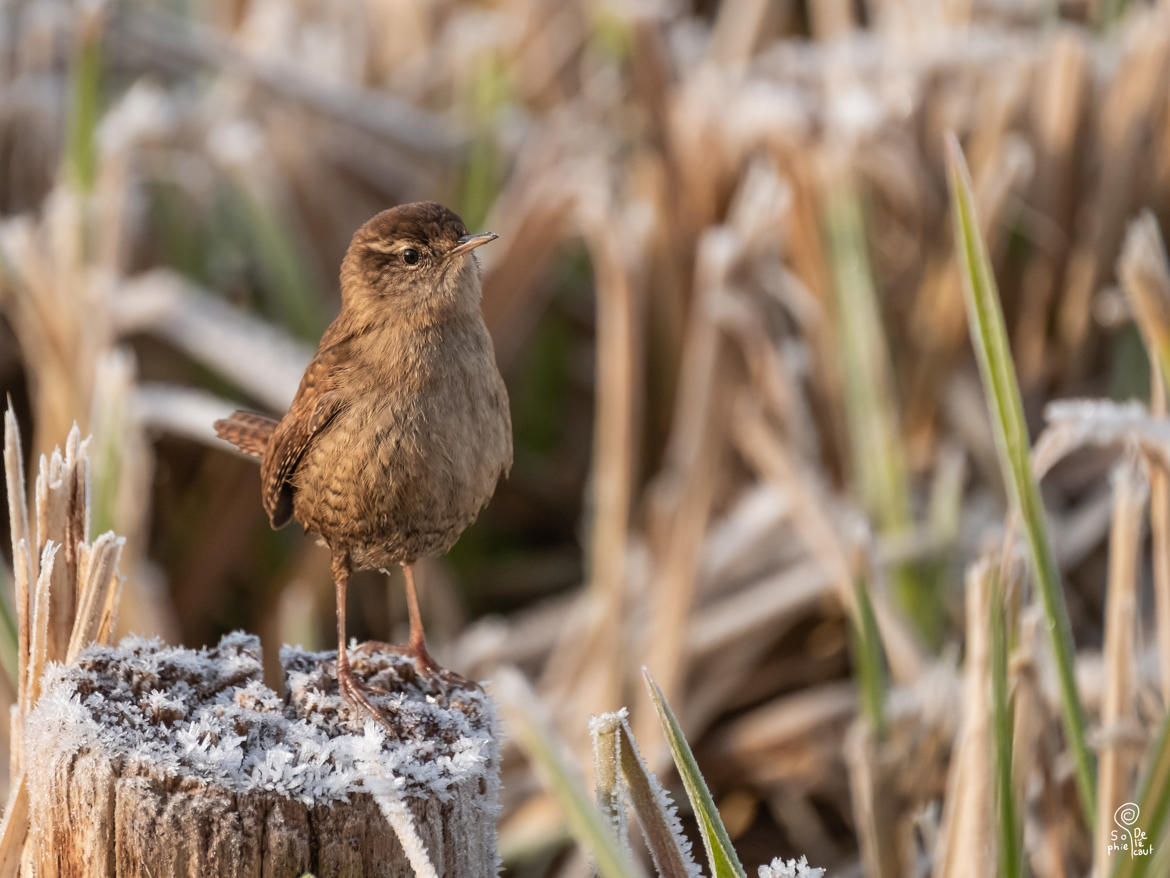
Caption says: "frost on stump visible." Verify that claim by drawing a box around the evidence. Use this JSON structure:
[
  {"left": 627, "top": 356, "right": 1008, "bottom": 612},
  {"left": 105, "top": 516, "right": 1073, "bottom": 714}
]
[{"left": 23, "top": 632, "right": 501, "bottom": 877}]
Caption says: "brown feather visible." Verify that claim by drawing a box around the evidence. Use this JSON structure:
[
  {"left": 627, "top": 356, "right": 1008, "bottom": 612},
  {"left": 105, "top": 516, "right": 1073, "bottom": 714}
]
[{"left": 214, "top": 412, "right": 278, "bottom": 460}]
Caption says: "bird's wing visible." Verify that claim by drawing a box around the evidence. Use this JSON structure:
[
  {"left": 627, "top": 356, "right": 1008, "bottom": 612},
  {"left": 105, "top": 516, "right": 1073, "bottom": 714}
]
[{"left": 260, "top": 350, "right": 346, "bottom": 529}]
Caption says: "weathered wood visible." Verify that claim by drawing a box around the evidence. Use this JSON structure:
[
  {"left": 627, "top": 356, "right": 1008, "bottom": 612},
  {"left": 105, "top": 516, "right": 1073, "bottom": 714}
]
[{"left": 24, "top": 634, "right": 500, "bottom": 877}]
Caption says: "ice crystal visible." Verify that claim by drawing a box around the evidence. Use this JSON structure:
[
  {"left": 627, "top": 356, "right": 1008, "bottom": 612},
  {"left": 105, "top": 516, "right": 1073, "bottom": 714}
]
[
  {"left": 758, "top": 855, "right": 827, "bottom": 878},
  {"left": 27, "top": 633, "right": 499, "bottom": 807}
]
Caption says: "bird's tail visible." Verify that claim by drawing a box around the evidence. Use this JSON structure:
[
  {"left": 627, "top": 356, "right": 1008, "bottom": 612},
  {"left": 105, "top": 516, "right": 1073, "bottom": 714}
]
[{"left": 214, "top": 411, "right": 278, "bottom": 460}]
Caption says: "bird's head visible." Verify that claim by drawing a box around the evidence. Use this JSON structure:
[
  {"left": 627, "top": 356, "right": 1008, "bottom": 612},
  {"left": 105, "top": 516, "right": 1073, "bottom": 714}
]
[{"left": 341, "top": 201, "right": 497, "bottom": 320}]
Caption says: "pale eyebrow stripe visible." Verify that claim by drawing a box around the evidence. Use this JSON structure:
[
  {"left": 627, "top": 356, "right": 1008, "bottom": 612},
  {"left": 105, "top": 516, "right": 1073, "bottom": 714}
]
[{"left": 364, "top": 241, "right": 426, "bottom": 255}]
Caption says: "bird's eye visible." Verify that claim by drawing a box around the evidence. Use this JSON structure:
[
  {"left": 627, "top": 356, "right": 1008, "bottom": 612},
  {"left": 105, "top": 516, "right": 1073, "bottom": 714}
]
[{"left": 402, "top": 248, "right": 420, "bottom": 266}]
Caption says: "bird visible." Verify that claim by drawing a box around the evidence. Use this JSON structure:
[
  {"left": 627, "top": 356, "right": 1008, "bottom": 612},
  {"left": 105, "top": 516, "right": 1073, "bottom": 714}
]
[{"left": 214, "top": 201, "right": 512, "bottom": 724}]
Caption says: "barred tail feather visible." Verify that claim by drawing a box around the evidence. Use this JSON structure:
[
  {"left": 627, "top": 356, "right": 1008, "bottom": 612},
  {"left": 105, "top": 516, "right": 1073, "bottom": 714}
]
[{"left": 214, "top": 411, "right": 278, "bottom": 460}]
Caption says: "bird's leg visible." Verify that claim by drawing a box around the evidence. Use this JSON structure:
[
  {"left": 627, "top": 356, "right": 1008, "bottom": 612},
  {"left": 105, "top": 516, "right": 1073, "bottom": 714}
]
[
  {"left": 354, "top": 565, "right": 476, "bottom": 690},
  {"left": 332, "top": 548, "right": 393, "bottom": 727},
  {"left": 403, "top": 562, "right": 441, "bottom": 674}
]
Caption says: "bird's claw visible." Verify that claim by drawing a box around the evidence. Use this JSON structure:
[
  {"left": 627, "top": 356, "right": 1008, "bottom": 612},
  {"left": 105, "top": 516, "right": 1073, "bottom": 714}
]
[
  {"left": 337, "top": 660, "right": 396, "bottom": 731},
  {"left": 353, "top": 639, "right": 475, "bottom": 690}
]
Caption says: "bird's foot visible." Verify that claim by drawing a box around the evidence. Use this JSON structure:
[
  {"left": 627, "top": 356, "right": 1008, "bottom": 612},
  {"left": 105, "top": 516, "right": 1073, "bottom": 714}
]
[
  {"left": 354, "top": 640, "right": 476, "bottom": 690},
  {"left": 336, "top": 657, "right": 396, "bottom": 732}
]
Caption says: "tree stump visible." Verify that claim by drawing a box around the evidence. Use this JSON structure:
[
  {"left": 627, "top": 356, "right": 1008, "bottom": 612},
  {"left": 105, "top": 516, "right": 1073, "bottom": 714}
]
[{"left": 23, "top": 633, "right": 500, "bottom": 877}]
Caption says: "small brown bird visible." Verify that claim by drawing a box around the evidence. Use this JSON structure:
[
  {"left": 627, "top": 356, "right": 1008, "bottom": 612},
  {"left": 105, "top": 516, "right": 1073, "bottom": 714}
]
[{"left": 215, "top": 202, "right": 511, "bottom": 722}]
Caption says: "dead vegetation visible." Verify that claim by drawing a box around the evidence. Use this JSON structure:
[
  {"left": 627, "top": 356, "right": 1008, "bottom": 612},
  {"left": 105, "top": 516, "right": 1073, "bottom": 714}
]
[{"left": 2, "top": 0, "right": 1170, "bottom": 875}]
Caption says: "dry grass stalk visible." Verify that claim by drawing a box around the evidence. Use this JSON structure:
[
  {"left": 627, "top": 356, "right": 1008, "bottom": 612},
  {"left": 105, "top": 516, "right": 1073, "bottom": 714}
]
[
  {"left": 844, "top": 724, "right": 899, "bottom": 878},
  {"left": 1095, "top": 461, "right": 1147, "bottom": 878},
  {"left": 1061, "top": 16, "right": 1170, "bottom": 356},
  {"left": 732, "top": 401, "right": 924, "bottom": 685},
  {"left": 110, "top": 7, "right": 464, "bottom": 161},
  {"left": 0, "top": 781, "right": 26, "bottom": 877},
  {"left": 933, "top": 559, "right": 994, "bottom": 878},
  {"left": 1119, "top": 210, "right": 1170, "bottom": 697},
  {"left": 706, "top": 0, "right": 783, "bottom": 67},
  {"left": 640, "top": 228, "right": 731, "bottom": 743},
  {"left": 1120, "top": 212, "right": 1170, "bottom": 385},
  {"left": 1015, "top": 31, "right": 1087, "bottom": 383},
  {"left": 809, "top": 0, "right": 855, "bottom": 40},
  {"left": 1149, "top": 386, "right": 1170, "bottom": 705},
  {"left": 582, "top": 201, "right": 643, "bottom": 715},
  {"left": 0, "top": 190, "right": 177, "bottom": 645},
  {"left": 1010, "top": 613, "right": 1075, "bottom": 877},
  {"left": 478, "top": 153, "right": 578, "bottom": 365}
]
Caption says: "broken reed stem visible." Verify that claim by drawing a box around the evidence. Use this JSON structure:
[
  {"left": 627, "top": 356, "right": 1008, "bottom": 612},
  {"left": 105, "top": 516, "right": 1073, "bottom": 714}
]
[
  {"left": 1, "top": 409, "right": 130, "bottom": 876},
  {"left": 592, "top": 711, "right": 628, "bottom": 844},
  {"left": 590, "top": 709, "right": 700, "bottom": 878},
  {"left": 4, "top": 410, "right": 31, "bottom": 713},
  {"left": 1096, "top": 462, "right": 1147, "bottom": 878},
  {"left": 25, "top": 543, "right": 55, "bottom": 710}
]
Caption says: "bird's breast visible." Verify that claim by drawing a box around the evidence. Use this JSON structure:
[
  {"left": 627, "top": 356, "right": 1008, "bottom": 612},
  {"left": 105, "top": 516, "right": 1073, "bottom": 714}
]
[{"left": 293, "top": 320, "right": 511, "bottom": 568}]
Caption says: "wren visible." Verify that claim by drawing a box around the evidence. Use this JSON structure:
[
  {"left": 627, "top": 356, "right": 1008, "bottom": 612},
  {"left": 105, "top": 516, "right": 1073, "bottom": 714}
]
[{"left": 215, "top": 202, "right": 512, "bottom": 724}]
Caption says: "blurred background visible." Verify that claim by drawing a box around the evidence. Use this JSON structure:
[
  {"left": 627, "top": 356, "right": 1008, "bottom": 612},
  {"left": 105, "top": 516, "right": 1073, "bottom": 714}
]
[{"left": 2, "top": 0, "right": 1170, "bottom": 875}]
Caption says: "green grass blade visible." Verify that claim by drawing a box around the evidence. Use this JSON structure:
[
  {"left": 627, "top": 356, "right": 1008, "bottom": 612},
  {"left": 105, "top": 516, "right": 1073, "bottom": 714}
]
[
  {"left": 1113, "top": 709, "right": 1170, "bottom": 878},
  {"left": 824, "top": 182, "right": 940, "bottom": 644},
  {"left": 458, "top": 54, "right": 510, "bottom": 230},
  {"left": 989, "top": 569, "right": 1022, "bottom": 878},
  {"left": 1112, "top": 714, "right": 1169, "bottom": 878},
  {"left": 496, "top": 670, "right": 645, "bottom": 878},
  {"left": 643, "top": 668, "right": 747, "bottom": 878},
  {"left": 64, "top": 15, "right": 102, "bottom": 193},
  {"left": 850, "top": 571, "right": 887, "bottom": 739},
  {"left": 227, "top": 183, "right": 328, "bottom": 343},
  {"left": 617, "top": 714, "right": 701, "bottom": 878},
  {"left": 945, "top": 133, "right": 1096, "bottom": 823},
  {"left": 0, "top": 564, "right": 18, "bottom": 690},
  {"left": 1096, "top": 0, "right": 1129, "bottom": 31}
]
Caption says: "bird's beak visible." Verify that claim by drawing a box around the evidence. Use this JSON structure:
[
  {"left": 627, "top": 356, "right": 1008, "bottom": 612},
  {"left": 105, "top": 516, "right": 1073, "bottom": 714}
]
[{"left": 449, "top": 232, "right": 499, "bottom": 259}]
